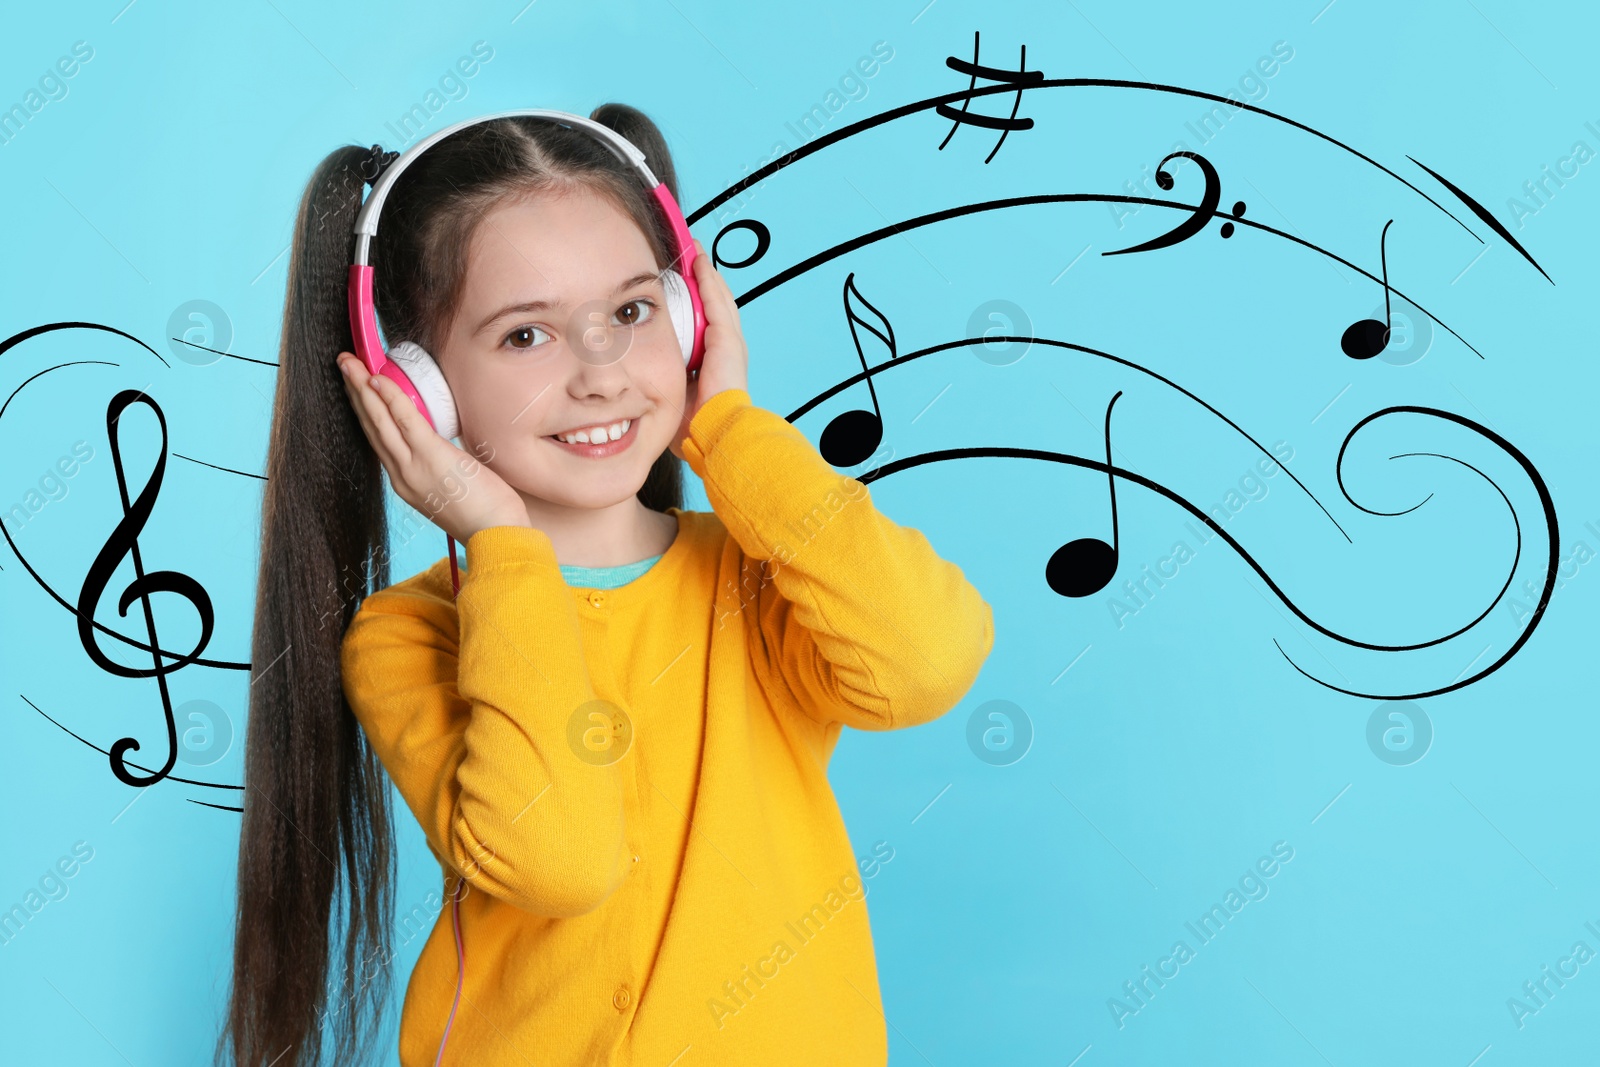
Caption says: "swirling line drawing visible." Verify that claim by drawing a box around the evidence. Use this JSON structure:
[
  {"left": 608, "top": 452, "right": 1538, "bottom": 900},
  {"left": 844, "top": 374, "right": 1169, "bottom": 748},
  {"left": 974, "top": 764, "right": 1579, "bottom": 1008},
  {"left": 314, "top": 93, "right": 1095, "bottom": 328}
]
[
  {"left": 2, "top": 41, "right": 1559, "bottom": 799},
  {"left": 715, "top": 185, "right": 1486, "bottom": 360},
  {"left": 781, "top": 273, "right": 1554, "bottom": 698},
  {"left": 841, "top": 414, "right": 1553, "bottom": 701},
  {"left": 687, "top": 34, "right": 1554, "bottom": 283},
  {"left": 790, "top": 306, "right": 1354, "bottom": 544},
  {"left": 1270, "top": 405, "right": 1557, "bottom": 698}
]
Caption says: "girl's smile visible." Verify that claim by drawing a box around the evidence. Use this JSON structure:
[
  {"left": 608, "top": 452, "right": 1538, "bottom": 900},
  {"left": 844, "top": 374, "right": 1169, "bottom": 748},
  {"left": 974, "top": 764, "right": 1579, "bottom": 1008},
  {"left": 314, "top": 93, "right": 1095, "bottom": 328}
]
[{"left": 543, "top": 413, "right": 641, "bottom": 457}]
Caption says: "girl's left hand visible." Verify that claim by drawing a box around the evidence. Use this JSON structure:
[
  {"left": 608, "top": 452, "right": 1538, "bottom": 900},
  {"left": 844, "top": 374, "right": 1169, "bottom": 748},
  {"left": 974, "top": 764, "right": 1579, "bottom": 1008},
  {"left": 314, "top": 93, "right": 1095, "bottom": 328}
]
[{"left": 670, "top": 238, "right": 748, "bottom": 460}]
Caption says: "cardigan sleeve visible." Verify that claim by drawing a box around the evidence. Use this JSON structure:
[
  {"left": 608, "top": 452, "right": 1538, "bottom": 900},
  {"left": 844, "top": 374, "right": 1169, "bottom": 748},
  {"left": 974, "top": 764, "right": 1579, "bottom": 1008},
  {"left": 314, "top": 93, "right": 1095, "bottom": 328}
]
[
  {"left": 340, "top": 525, "right": 631, "bottom": 917},
  {"left": 679, "top": 388, "right": 995, "bottom": 732}
]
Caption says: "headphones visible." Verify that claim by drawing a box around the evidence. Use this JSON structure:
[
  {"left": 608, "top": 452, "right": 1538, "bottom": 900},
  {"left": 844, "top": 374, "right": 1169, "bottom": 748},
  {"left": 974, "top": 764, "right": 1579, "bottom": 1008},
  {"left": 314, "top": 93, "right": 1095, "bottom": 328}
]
[{"left": 346, "top": 110, "right": 705, "bottom": 1062}]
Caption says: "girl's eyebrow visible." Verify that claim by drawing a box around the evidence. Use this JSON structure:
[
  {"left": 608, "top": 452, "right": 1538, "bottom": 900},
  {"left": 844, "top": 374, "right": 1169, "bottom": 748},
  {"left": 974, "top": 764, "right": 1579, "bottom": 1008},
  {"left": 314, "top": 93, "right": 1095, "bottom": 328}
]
[{"left": 474, "top": 269, "right": 662, "bottom": 335}]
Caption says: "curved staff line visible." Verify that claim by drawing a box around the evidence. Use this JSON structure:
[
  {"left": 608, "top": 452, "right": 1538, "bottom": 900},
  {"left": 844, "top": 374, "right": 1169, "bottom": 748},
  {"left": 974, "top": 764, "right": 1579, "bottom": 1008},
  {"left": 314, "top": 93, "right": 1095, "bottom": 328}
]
[
  {"left": 21, "top": 694, "right": 244, "bottom": 791},
  {"left": 189, "top": 799, "right": 244, "bottom": 812},
  {"left": 787, "top": 333, "right": 1355, "bottom": 542},
  {"left": 851, "top": 426, "right": 1553, "bottom": 694},
  {"left": 1267, "top": 405, "right": 1560, "bottom": 699},
  {"left": 0, "top": 320, "right": 171, "bottom": 368},
  {"left": 174, "top": 453, "right": 269, "bottom": 481},
  {"left": 170, "top": 336, "right": 280, "bottom": 367},
  {"left": 730, "top": 192, "right": 1485, "bottom": 360},
  {"left": 685, "top": 79, "right": 1482, "bottom": 242},
  {"left": 1, "top": 360, "right": 121, "bottom": 420},
  {"left": 1407, "top": 155, "right": 1553, "bottom": 285},
  {"left": 1334, "top": 449, "right": 1522, "bottom": 644}
]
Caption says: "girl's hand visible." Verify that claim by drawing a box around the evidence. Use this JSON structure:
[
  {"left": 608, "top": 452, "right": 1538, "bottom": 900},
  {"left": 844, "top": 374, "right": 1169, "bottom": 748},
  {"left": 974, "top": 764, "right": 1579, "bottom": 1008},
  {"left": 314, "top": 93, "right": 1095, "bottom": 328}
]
[
  {"left": 336, "top": 352, "right": 531, "bottom": 543},
  {"left": 670, "top": 238, "right": 749, "bottom": 460}
]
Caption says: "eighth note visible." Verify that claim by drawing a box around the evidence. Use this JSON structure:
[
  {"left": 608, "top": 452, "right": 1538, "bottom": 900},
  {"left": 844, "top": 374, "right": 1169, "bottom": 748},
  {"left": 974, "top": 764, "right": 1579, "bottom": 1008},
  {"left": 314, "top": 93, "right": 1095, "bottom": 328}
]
[
  {"left": 1046, "top": 390, "right": 1124, "bottom": 598},
  {"left": 820, "top": 273, "right": 897, "bottom": 468},
  {"left": 1341, "top": 219, "right": 1397, "bottom": 360}
]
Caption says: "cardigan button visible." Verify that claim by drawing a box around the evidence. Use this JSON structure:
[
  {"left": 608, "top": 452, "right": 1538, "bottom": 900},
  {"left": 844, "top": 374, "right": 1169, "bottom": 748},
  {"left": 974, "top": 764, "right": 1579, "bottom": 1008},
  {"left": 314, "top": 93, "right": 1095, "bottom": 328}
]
[
  {"left": 589, "top": 592, "right": 606, "bottom": 608},
  {"left": 613, "top": 985, "right": 632, "bottom": 1011}
]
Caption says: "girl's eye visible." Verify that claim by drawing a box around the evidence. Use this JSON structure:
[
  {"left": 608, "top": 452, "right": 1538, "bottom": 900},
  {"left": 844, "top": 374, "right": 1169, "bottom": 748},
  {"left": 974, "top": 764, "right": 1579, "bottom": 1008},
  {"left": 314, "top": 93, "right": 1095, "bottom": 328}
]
[
  {"left": 501, "top": 300, "right": 654, "bottom": 351},
  {"left": 503, "top": 323, "right": 551, "bottom": 350},
  {"left": 616, "top": 299, "right": 655, "bottom": 328}
]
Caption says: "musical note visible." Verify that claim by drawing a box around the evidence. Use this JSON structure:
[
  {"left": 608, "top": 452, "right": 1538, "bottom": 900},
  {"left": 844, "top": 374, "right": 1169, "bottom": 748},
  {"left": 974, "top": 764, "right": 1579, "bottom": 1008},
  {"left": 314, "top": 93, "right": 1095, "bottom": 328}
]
[
  {"left": 77, "top": 389, "right": 216, "bottom": 787},
  {"left": 1103, "top": 151, "right": 1247, "bottom": 257},
  {"left": 937, "top": 31, "right": 1044, "bottom": 163},
  {"left": 1341, "top": 219, "right": 1397, "bottom": 360},
  {"left": 710, "top": 219, "right": 772, "bottom": 272},
  {"left": 820, "top": 273, "right": 898, "bottom": 467},
  {"left": 1045, "top": 390, "right": 1124, "bottom": 598}
]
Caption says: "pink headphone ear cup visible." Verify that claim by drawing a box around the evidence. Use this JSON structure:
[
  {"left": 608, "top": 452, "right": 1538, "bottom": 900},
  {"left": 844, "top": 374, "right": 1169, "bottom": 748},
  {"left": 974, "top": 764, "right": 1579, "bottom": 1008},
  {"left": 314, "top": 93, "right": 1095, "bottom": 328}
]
[
  {"left": 660, "top": 268, "right": 693, "bottom": 366},
  {"left": 387, "top": 341, "right": 460, "bottom": 440}
]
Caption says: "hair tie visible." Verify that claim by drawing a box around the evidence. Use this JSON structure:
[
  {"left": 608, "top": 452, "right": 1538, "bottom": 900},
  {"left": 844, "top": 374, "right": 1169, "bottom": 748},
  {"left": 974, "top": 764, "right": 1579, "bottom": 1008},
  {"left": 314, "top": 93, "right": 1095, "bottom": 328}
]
[{"left": 360, "top": 143, "right": 400, "bottom": 187}]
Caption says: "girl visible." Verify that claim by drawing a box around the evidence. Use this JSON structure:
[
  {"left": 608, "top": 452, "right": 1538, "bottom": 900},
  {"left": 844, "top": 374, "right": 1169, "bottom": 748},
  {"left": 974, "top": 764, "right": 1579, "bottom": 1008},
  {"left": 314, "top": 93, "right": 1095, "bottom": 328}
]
[{"left": 222, "top": 103, "right": 994, "bottom": 1066}]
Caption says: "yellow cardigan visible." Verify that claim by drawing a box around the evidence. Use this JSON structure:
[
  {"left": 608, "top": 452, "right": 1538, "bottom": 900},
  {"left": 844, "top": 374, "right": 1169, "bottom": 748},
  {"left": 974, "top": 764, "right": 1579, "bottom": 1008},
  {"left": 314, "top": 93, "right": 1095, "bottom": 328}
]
[{"left": 341, "top": 387, "right": 995, "bottom": 1065}]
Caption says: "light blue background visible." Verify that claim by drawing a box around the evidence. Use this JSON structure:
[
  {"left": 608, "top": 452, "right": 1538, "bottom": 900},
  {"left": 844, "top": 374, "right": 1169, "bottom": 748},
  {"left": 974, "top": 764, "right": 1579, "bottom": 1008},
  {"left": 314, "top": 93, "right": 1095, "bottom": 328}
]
[{"left": 1, "top": 1, "right": 1596, "bottom": 1063}]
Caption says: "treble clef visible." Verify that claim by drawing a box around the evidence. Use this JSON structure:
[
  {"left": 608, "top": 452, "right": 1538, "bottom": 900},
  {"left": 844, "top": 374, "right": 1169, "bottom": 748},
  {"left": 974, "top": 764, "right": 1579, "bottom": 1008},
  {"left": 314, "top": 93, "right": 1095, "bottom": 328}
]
[{"left": 77, "top": 389, "right": 216, "bottom": 788}]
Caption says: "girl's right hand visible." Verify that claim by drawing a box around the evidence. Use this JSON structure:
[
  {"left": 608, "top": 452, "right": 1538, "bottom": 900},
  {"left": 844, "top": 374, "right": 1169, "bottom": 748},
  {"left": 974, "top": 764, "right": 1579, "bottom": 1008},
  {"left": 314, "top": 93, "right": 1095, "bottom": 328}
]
[{"left": 337, "top": 351, "right": 531, "bottom": 543}]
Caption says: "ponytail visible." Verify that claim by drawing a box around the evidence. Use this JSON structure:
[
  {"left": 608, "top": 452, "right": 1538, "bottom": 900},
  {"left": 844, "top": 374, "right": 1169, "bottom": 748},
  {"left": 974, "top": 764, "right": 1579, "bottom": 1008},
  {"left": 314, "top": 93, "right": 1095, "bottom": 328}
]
[{"left": 220, "top": 145, "right": 397, "bottom": 1067}]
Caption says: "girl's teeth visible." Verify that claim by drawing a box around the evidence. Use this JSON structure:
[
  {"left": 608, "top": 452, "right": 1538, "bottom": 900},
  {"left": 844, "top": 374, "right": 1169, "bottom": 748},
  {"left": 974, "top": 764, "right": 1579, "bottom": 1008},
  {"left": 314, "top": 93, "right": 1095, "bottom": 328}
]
[{"left": 558, "top": 418, "right": 629, "bottom": 444}]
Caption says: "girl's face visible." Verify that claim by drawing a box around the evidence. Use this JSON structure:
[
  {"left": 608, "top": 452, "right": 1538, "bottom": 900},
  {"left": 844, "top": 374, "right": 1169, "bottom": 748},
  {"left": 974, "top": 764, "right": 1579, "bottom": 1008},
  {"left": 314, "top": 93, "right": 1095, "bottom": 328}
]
[{"left": 439, "top": 183, "right": 688, "bottom": 514}]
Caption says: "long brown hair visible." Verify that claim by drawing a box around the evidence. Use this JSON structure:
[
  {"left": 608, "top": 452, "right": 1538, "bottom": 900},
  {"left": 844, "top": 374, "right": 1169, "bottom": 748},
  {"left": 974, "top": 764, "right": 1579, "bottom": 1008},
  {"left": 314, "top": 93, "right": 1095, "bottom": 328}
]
[{"left": 220, "top": 103, "right": 688, "bottom": 1067}]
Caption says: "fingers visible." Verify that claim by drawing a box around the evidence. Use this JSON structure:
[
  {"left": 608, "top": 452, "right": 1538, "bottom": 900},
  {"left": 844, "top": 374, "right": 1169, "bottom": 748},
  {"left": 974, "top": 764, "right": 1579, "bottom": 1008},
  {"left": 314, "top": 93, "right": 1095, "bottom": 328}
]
[
  {"left": 338, "top": 353, "right": 411, "bottom": 471},
  {"left": 369, "top": 369, "right": 431, "bottom": 464},
  {"left": 336, "top": 353, "right": 388, "bottom": 465}
]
